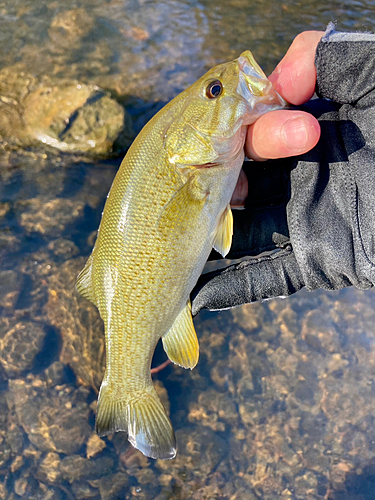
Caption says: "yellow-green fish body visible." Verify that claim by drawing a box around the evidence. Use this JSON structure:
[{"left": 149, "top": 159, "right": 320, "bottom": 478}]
[{"left": 76, "top": 51, "right": 285, "bottom": 459}]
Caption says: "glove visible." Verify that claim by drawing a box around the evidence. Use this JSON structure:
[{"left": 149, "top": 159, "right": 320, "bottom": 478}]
[{"left": 191, "top": 27, "right": 375, "bottom": 316}]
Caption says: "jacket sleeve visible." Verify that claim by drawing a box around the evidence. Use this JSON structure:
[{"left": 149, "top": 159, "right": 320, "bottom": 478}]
[{"left": 287, "top": 23, "right": 375, "bottom": 292}]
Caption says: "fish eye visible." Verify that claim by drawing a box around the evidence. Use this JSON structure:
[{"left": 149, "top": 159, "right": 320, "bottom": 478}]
[{"left": 206, "top": 80, "right": 223, "bottom": 99}]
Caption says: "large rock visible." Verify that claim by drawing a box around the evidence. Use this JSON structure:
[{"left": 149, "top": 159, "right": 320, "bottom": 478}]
[{"left": 0, "top": 66, "right": 133, "bottom": 155}]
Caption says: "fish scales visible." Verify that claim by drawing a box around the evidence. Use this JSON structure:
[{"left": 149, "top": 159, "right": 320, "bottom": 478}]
[{"left": 76, "top": 50, "right": 285, "bottom": 459}]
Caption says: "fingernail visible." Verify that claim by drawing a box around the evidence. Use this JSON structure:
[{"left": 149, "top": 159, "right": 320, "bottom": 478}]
[{"left": 281, "top": 116, "right": 308, "bottom": 151}]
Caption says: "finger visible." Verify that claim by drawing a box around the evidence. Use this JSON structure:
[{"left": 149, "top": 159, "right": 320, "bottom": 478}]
[
  {"left": 269, "top": 31, "right": 324, "bottom": 105},
  {"left": 245, "top": 109, "right": 320, "bottom": 160}
]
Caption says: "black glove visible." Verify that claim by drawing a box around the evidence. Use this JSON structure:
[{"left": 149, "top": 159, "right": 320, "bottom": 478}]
[{"left": 191, "top": 28, "right": 375, "bottom": 316}]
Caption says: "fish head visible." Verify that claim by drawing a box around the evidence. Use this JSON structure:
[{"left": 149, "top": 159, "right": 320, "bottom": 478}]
[{"left": 164, "top": 50, "right": 286, "bottom": 167}]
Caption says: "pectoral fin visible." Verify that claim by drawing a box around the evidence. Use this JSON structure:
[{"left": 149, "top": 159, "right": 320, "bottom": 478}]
[
  {"left": 213, "top": 204, "right": 233, "bottom": 257},
  {"left": 162, "top": 301, "right": 199, "bottom": 369},
  {"left": 158, "top": 175, "right": 208, "bottom": 235}
]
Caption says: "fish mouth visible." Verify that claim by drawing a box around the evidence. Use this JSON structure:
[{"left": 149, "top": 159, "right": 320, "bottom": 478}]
[
  {"left": 237, "top": 50, "right": 286, "bottom": 123},
  {"left": 237, "top": 50, "right": 270, "bottom": 96}
]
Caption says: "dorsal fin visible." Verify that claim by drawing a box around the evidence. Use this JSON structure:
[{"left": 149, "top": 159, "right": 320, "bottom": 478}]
[
  {"left": 76, "top": 254, "right": 97, "bottom": 306},
  {"left": 162, "top": 300, "right": 199, "bottom": 369}
]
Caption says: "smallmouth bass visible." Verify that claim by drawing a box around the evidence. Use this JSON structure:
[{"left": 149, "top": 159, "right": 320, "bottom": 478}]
[{"left": 76, "top": 51, "right": 285, "bottom": 459}]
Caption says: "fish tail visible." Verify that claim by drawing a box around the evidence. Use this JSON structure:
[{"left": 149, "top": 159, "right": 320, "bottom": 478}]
[{"left": 95, "top": 383, "right": 177, "bottom": 460}]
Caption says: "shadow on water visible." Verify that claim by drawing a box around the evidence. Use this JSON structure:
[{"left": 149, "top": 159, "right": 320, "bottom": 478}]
[
  {"left": 330, "top": 464, "right": 375, "bottom": 499},
  {"left": 31, "top": 325, "right": 61, "bottom": 375}
]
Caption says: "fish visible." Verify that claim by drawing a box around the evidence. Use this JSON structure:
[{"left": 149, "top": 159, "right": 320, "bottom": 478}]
[{"left": 76, "top": 50, "right": 285, "bottom": 460}]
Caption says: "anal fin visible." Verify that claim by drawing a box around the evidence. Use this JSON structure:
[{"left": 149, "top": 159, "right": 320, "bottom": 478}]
[
  {"left": 162, "top": 301, "right": 199, "bottom": 369},
  {"left": 213, "top": 204, "right": 233, "bottom": 257}
]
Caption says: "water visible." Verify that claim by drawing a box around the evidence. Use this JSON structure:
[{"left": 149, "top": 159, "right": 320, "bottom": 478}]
[{"left": 1, "top": 0, "right": 375, "bottom": 498}]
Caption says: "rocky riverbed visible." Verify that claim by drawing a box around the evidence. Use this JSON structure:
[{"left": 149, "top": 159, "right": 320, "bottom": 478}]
[
  {"left": 2, "top": 0, "right": 375, "bottom": 499},
  {"left": 2, "top": 178, "right": 375, "bottom": 499}
]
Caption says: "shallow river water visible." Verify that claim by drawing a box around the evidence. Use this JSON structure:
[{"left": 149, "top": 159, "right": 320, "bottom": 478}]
[{"left": 2, "top": 1, "right": 375, "bottom": 499}]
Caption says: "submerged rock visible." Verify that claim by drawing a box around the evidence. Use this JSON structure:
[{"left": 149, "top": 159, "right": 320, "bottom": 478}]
[
  {"left": 18, "top": 197, "right": 85, "bottom": 237},
  {"left": 71, "top": 481, "right": 100, "bottom": 499},
  {"left": 0, "top": 269, "right": 22, "bottom": 311},
  {"left": 13, "top": 471, "right": 63, "bottom": 500},
  {"left": 7, "top": 377, "right": 92, "bottom": 455},
  {"left": 188, "top": 388, "right": 238, "bottom": 431},
  {"left": 44, "top": 257, "right": 105, "bottom": 390},
  {"left": 36, "top": 452, "right": 62, "bottom": 484},
  {"left": 98, "top": 472, "right": 129, "bottom": 500},
  {"left": 60, "top": 454, "right": 114, "bottom": 483},
  {"left": 0, "top": 319, "right": 46, "bottom": 377},
  {"left": 0, "top": 440, "right": 11, "bottom": 471},
  {"left": 48, "top": 8, "right": 95, "bottom": 50},
  {"left": 86, "top": 433, "right": 106, "bottom": 459}
]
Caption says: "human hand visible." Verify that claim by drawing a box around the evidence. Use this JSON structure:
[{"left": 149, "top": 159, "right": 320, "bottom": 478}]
[
  {"left": 231, "top": 31, "right": 323, "bottom": 206},
  {"left": 192, "top": 27, "right": 375, "bottom": 314}
]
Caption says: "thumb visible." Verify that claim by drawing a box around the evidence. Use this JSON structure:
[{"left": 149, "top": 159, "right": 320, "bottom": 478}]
[
  {"left": 191, "top": 247, "right": 305, "bottom": 316},
  {"left": 246, "top": 109, "right": 320, "bottom": 161}
]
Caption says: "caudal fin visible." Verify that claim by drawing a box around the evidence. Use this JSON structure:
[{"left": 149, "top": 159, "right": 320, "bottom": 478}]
[{"left": 95, "top": 384, "right": 177, "bottom": 460}]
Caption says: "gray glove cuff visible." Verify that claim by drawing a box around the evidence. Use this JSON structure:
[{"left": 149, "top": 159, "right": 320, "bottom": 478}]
[{"left": 191, "top": 246, "right": 304, "bottom": 315}]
